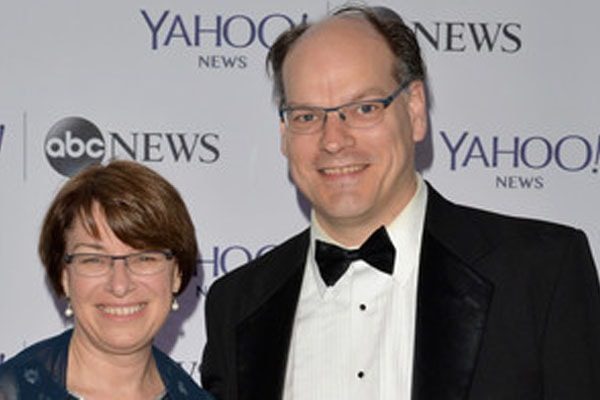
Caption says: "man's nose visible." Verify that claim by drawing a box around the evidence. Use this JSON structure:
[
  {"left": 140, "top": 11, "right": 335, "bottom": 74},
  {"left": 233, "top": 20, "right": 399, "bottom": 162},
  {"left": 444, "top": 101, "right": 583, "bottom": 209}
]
[{"left": 320, "top": 110, "right": 355, "bottom": 153}]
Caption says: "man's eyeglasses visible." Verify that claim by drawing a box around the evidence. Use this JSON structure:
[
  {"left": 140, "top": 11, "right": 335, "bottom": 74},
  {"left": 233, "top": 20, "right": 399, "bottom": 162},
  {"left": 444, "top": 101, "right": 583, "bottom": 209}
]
[
  {"left": 279, "top": 80, "right": 411, "bottom": 135},
  {"left": 64, "top": 250, "right": 174, "bottom": 277}
]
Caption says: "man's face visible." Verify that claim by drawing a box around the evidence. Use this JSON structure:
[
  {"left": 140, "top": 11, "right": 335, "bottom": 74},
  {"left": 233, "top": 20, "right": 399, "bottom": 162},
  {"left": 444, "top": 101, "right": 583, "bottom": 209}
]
[{"left": 280, "top": 17, "right": 427, "bottom": 245}]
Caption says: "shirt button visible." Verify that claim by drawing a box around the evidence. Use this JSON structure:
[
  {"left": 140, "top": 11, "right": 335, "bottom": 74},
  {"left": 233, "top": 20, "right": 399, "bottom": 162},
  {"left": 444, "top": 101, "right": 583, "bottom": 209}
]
[
  {"left": 357, "top": 371, "right": 365, "bottom": 378},
  {"left": 359, "top": 304, "right": 367, "bottom": 311}
]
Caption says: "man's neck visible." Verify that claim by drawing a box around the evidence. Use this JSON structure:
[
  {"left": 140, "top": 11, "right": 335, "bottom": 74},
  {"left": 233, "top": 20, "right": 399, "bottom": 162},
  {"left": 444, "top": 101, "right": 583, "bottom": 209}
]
[{"left": 314, "top": 176, "right": 420, "bottom": 247}]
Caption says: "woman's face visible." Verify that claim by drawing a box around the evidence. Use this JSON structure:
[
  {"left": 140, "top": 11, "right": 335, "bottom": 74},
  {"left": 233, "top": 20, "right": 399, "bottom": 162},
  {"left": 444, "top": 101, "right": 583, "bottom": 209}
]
[{"left": 61, "top": 203, "right": 181, "bottom": 355}]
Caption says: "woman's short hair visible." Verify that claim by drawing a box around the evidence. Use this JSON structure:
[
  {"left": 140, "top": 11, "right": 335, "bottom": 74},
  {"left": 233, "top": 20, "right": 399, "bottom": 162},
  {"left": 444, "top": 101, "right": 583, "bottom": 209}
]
[{"left": 39, "top": 160, "right": 198, "bottom": 296}]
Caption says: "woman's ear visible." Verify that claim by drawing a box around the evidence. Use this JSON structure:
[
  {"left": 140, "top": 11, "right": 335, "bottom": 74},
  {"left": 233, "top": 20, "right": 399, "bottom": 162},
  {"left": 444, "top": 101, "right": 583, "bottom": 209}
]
[
  {"left": 61, "top": 268, "right": 71, "bottom": 298},
  {"left": 171, "top": 264, "right": 182, "bottom": 294}
]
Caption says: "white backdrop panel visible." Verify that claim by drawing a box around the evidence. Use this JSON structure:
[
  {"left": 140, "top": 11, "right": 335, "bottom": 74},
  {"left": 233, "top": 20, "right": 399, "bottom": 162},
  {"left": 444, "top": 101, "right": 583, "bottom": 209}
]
[{"left": 1, "top": 1, "right": 598, "bottom": 383}]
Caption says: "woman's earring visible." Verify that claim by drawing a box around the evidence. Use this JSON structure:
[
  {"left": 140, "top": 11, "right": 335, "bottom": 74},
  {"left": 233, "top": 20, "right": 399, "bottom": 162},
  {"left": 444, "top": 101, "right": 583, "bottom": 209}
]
[
  {"left": 171, "top": 297, "right": 179, "bottom": 311},
  {"left": 64, "top": 301, "right": 74, "bottom": 318}
]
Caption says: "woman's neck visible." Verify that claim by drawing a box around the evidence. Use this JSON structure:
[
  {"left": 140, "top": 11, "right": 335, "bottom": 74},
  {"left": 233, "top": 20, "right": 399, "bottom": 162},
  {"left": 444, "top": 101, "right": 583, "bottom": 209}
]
[{"left": 66, "top": 329, "right": 165, "bottom": 400}]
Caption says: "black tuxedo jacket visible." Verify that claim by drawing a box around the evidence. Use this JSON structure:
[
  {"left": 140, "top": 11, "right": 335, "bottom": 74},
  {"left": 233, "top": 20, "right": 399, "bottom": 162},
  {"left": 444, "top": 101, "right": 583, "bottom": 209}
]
[{"left": 201, "top": 185, "right": 600, "bottom": 400}]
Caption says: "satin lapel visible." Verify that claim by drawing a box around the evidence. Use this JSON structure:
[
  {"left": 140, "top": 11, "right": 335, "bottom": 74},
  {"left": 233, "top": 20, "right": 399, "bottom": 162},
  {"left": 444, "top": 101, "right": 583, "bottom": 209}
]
[
  {"left": 412, "top": 185, "right": 494, "bottom": 400},
  {"left": 236, "top": 232, "right": 308, "bottom": 400}
]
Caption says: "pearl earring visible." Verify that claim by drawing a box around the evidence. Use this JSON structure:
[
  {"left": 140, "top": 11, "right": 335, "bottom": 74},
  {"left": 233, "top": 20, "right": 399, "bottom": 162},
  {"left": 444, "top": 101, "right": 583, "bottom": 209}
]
[
  {"left": 64, "top": 302, "right": 74, "bottom": 318},
  {"left": 171, "top": 298, "right": 179, "bottom": 311}
]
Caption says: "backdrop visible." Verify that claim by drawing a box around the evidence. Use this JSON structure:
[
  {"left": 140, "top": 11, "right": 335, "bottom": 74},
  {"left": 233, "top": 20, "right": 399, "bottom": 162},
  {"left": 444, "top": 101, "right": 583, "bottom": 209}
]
[{"left": 1, "top": 1, "right": 598, "bottom": 383}]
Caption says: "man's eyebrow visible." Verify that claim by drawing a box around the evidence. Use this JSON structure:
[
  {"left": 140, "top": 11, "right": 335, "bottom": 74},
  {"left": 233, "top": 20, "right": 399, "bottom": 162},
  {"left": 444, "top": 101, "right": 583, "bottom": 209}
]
[{"left": 285, "top": 87, "right": 389, "bottom": 108}]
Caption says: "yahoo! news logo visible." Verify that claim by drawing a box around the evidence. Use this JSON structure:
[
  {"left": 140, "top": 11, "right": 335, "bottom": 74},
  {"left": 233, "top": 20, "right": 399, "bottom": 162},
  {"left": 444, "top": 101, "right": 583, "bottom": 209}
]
[
  {"left": 141, "top": 10, "right": 308, "bottom": 69},
  {"left": 139, "top": 11, "right": 522, "bottom": 70},
  {"left": 194, "top": 243, "right": 275, "bottom": 298},
  {"left": 412, "top": 21, "right": 522, "bottom": 53},
  {"left": 439, "top": 130, "right": 600, "bottom": 189},
  {"left": 44, "top": 116, "right": 221, "bottom": 177}
]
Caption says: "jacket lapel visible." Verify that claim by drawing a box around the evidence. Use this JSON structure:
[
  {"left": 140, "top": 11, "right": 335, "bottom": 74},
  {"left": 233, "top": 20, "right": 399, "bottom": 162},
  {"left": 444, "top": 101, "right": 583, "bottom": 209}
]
[
  {"left": 412, "top": 185, "right": 494, "bottom": 400},
  {"left": 236, "top": 231, "right": 309, "bottom": 400}
]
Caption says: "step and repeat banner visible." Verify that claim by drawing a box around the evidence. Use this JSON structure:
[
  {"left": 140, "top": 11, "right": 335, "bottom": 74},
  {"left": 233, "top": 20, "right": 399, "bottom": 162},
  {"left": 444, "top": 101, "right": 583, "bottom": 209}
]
[{"left": 1, "top": 1, "right": 598, "bottom": 383}]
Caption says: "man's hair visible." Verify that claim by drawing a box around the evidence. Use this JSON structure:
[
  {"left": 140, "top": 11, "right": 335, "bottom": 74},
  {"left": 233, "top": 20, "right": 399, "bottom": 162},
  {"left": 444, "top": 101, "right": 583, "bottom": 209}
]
[
  {"left": 39, "top": 160, "right": 198, "bottom": 296},
  {"left": 266, "top": 4, "right": 426, "bottom": 107}
]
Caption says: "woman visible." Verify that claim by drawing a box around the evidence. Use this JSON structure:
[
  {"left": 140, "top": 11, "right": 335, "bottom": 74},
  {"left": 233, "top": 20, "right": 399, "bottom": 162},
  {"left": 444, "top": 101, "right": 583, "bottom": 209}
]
[{"left": 0, "top": 160, "right": 213, "bottom": 399}]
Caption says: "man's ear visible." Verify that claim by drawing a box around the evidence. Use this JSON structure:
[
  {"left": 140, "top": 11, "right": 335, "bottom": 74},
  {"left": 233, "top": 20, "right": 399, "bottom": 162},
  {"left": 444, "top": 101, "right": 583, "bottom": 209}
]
[
  {"left": 406, "top": 80, "right": 428, "bottom": 143},
  {"left": 280, "top": 121, "right": 289, "bottom": 157}
]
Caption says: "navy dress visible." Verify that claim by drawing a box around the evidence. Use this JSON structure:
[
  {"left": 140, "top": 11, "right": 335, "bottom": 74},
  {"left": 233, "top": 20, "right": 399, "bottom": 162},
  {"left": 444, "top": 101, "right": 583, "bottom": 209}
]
[{"left": 0, "top": 329, "right": 213, "bottom": 400}]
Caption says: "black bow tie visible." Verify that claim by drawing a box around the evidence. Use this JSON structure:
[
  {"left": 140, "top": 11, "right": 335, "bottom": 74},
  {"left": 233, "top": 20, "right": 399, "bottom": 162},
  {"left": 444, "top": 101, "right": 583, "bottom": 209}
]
[{"left": 315, "top": 226, "right": 396, "bottom": 287}]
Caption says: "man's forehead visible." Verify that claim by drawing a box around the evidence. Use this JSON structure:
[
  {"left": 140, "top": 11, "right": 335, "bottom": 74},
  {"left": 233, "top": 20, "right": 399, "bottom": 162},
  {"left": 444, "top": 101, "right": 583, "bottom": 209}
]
[
  {"left": 296, "top": 15, "right": 383, "bottom": 50},
  {"left": 281, "top": 16, "right": 394, "bottom": 97},
  {"left": 283, "top": 16, "right": 391, "bottom": 78}
]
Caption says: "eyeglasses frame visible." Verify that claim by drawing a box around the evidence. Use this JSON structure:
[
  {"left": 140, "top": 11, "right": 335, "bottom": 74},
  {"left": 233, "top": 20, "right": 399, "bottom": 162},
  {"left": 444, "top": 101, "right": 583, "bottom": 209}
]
[
  {"left": 63, "top": 250, "right": 175, "bottom": 276},
  {"left": 278, "top": 80, "right": 412, "bottom": 134}
]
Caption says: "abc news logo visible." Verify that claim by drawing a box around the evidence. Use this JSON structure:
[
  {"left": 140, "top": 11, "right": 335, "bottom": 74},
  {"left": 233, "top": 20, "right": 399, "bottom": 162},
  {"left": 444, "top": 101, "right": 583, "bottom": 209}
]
[
  {"left": 45, "top": 118, "right": 104, "bottom": 176},
  {"left": 44, "top": 117, "right": 220, "bottom": 177}
]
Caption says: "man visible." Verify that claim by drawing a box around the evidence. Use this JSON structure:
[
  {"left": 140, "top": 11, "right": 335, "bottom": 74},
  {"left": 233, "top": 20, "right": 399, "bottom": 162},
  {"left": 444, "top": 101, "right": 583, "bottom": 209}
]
[{"left": 201, "top": 5, "right": 600, "bottom": 400}]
